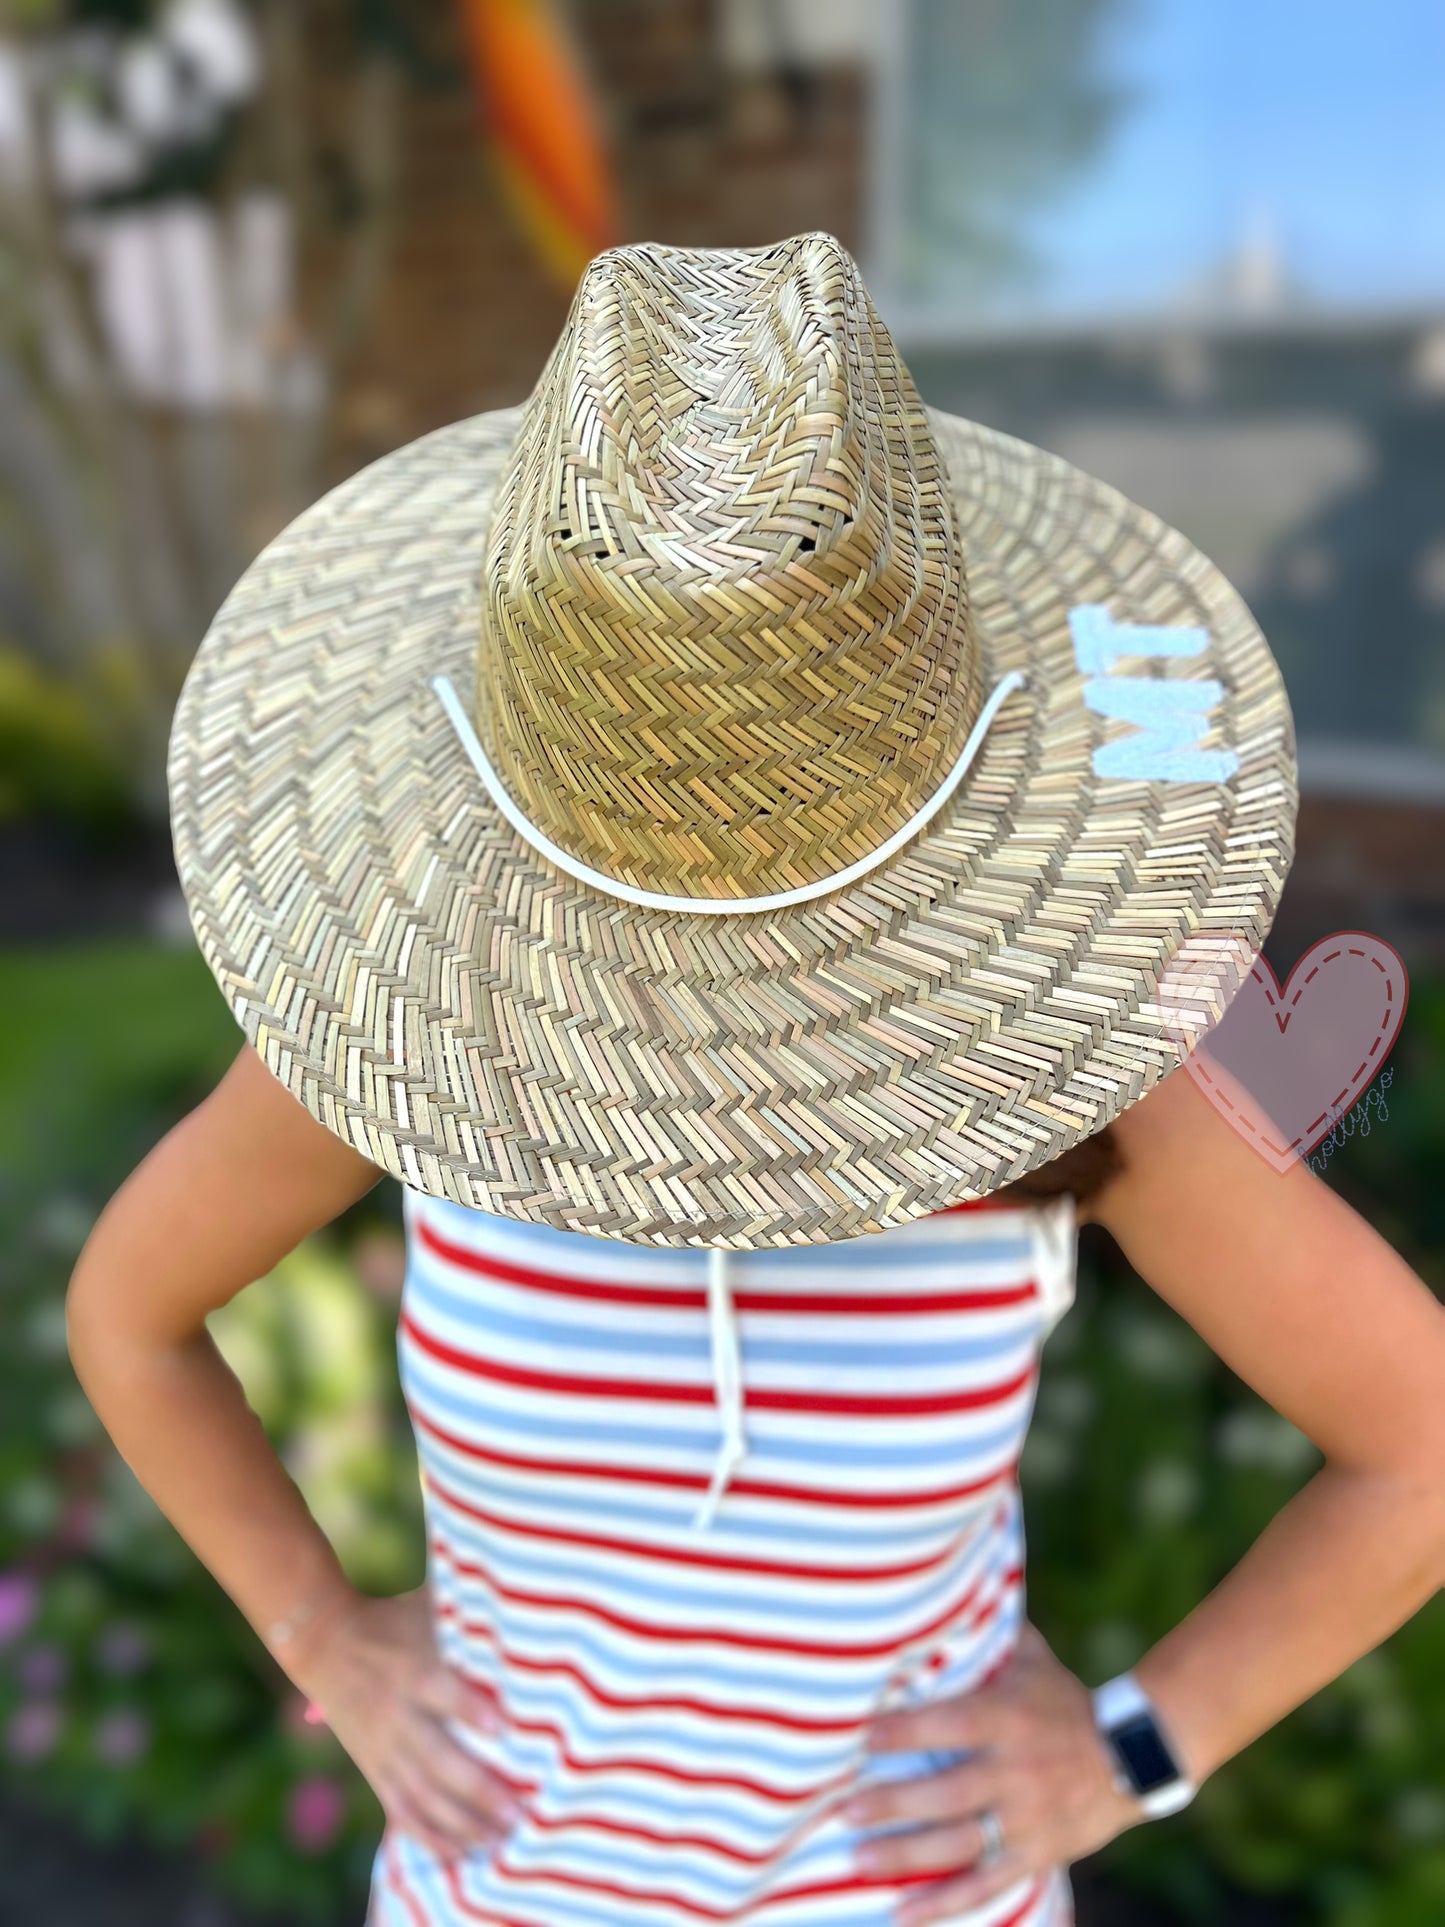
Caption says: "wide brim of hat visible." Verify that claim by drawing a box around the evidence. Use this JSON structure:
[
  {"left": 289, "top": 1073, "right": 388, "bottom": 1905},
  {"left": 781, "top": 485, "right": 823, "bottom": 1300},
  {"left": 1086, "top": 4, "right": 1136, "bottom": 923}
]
[{"left": 166, "top": 404, "right": 1296, "bottom": 1248}]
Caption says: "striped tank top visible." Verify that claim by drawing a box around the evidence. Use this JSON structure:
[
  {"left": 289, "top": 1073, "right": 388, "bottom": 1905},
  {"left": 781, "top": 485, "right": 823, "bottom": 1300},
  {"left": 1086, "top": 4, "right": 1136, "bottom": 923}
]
[{"left": 367, "top": 1186, "right": 1079, "bottom": 1927}]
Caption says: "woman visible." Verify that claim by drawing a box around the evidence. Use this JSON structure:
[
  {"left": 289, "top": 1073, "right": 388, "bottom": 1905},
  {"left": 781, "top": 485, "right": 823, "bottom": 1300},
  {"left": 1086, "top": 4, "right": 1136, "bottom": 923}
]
[{"left": 66, "top": 235, "right": 1445, "bottom": 1927}]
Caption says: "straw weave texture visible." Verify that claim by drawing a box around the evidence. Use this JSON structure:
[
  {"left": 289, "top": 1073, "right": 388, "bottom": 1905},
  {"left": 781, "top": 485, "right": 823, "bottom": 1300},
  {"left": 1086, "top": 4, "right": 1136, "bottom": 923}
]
[
  {"left": 167, "top": 236, "right": 1296, "bottom": 1249},
  {"left": 477, "top": 237, "right": 978, "bottom": 900}
]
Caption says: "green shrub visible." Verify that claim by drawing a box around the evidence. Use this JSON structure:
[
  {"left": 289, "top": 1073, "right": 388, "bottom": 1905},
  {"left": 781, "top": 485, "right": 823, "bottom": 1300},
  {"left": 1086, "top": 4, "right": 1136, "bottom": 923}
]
[{"left": 0, "top": 648, "right": 136, "bottom": 837}]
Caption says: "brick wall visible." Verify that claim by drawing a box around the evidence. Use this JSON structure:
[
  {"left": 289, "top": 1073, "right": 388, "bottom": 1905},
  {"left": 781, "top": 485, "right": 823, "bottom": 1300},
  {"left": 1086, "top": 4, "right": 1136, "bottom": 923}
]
[{"left": 320, "top": 0, "right": 865, "bottom": 478}]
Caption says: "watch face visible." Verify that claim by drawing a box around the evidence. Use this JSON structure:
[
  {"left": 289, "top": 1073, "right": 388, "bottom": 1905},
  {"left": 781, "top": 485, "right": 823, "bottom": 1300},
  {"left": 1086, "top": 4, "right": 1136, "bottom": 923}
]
[{"left": 1110, "top": 1712, "right": 1180, "bottom": 1793}]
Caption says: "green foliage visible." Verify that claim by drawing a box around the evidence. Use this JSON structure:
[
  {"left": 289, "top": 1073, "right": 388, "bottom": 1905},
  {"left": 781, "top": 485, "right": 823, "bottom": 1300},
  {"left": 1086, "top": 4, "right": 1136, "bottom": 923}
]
[
  {"left": 902, "top": 0, "right": 1143, "bottom": 302},
  {"left": 0, "top": 646, "right": 135, "bottom": 837},
  {"left": 0, "top": 939, "right": 416, "bottom": 1922}
]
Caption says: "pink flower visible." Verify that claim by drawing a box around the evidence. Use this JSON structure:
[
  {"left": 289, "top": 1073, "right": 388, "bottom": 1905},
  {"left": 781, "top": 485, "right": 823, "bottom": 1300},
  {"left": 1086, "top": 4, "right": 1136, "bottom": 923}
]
[
  {"left": 17, "top": 1643, "right": 67, "bottom": 1692},
  {"left": 93, "top": 1707, "right": 151, "bottom": 1765},
  {"left": 287, "top": 1774, "right": 347, "bottom": 1853},
  {"left": 6, "top": 1700, "right": 62, "bottom": 1761},
  {"left": 0, "top": 1572, "right": 38, "bottom": 1645}
]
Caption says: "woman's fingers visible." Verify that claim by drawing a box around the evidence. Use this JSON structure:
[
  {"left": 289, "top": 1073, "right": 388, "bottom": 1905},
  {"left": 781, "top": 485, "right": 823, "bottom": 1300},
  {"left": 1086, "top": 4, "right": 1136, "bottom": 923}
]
[
  {"left": 386, "top": 1682, "right": 525, "bottom": 1863},
  {"left": 389, "top": 1743, "right": 514, "bottom": 1860},
  {"left": 415, "top": 1657, "right": 501, "bottom": 1734},
  {"left": 417, "top": 1722, "right": 525, "bottom": 1827},
  {"left": 295, "top": 1592, "right": 526, "bottom": 1866},
  {"left": 891, "top": 1852, "right": 1032, "bottom": 1927},
  {"left": 384, "top": 1774, "right": 502, "bottom": 1864},
  {"left": 856, "top": 1810, "right": 1001, "bottom": 1880},
  {"left": 865, "top": 1687, "right": 1014, "bottom": 1760},
  {"left": 847, "top": 1758, "right": 1001, "bottom": 1830}
]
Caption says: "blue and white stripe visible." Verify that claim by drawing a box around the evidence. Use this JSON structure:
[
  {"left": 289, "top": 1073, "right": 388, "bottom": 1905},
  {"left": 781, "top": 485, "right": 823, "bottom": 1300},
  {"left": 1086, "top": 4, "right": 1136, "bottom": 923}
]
[{"left": 366, "top": 1188, "right": 1079, "bottom": 1927}]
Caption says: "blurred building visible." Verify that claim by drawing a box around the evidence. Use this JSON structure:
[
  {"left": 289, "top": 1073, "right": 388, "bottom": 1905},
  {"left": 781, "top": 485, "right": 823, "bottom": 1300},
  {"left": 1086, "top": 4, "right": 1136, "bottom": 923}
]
[
  {"left": 4, "top": 0, "right": 1442, "bottom": 961},
  {"left": 898, "top": 295, "right": 1445, "bottom": 961}
]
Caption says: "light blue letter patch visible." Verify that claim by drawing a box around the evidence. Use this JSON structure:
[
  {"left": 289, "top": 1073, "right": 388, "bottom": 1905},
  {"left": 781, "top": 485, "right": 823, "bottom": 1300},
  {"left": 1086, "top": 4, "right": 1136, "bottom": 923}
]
[{"left": 1068, "top": 603, "right": 1239, "bottom": 784}]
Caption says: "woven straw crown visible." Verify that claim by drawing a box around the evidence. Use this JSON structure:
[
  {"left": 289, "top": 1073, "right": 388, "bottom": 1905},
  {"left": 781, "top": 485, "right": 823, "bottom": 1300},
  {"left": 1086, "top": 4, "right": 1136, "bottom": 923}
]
[{"left": 473, "top": 232, "right": 981, "bottom": 901}]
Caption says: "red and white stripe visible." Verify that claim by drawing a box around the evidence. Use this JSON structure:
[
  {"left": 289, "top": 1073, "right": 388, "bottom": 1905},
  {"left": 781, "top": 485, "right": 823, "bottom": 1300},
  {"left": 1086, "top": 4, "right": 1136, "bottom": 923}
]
[{"left": 366, "top": 1187, "right": 1079, "bottom": 1927}]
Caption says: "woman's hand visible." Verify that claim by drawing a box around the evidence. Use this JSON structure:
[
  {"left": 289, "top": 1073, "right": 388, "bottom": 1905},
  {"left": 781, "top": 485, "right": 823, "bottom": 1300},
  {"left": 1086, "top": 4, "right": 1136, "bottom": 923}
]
[
  {"left": 845, "top": 1622, "right": 1145, "bottom": 1925},
  {"left": 286, "top": 1581, "right": 523, "bottom": 1865}
]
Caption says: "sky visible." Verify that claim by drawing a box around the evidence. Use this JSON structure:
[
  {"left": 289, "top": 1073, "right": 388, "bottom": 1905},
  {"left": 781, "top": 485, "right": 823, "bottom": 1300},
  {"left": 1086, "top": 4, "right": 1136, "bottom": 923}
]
[{"left": 965, "top": 0, "right": 1445, "bottom": 321}]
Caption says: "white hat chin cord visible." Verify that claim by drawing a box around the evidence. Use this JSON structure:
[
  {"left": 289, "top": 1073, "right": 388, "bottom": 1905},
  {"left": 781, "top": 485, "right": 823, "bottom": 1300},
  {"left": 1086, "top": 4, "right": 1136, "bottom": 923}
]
[
  {"left": 430, "top": 668, "right": 1027, "bottom": 916},
  {"left": 430, "top": 665, "right": 1027, "bottom": 1528}
]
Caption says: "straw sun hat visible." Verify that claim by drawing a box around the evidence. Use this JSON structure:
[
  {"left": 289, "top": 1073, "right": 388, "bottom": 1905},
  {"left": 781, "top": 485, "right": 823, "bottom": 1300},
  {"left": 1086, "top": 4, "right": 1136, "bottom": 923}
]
[{"left": 167, "top": 231, "right": 1296, "bottom": 1251}]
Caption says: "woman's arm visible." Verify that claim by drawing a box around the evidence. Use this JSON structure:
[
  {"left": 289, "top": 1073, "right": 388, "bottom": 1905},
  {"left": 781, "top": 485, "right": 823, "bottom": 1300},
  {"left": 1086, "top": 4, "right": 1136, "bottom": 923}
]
[
  {"left": 64, "top": 1041, "right": 388, "bottom": 1685},
  {"left": 1082, "top": 1061, "right": 1445, "bottom": 1787},
  {"left": 66, "top": 1041, "right": 525, "bottom": 1860},
  {"left": 852, "top": 1063, "right": 1445, "bottom": 1925}
]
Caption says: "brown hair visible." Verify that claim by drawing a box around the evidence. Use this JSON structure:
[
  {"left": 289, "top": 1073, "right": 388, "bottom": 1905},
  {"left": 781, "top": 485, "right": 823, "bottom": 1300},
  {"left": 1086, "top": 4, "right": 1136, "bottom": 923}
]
[{"left": 990, "top": 1122, "right": 1122, "bottom": 1208}]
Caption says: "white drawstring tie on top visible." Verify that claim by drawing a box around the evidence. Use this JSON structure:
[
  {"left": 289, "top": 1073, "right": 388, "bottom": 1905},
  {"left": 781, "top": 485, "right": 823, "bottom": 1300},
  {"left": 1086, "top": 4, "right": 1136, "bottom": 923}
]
[{"left": 695, "top": 1246, "right": 748, "bottom": 1532}]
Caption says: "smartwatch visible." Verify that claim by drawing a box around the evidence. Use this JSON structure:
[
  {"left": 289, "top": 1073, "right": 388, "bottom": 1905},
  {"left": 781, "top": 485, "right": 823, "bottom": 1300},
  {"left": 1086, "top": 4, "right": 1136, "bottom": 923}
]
[{"left": 1090, "top": 1671, "right": 1197, "bottom": 1819}]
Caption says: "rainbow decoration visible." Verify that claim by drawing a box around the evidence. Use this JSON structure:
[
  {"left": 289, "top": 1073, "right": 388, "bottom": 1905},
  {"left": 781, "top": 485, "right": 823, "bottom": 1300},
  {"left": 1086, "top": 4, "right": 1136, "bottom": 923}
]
[{"left": 459, "top": 0, "right": 621, "bottom": 288}]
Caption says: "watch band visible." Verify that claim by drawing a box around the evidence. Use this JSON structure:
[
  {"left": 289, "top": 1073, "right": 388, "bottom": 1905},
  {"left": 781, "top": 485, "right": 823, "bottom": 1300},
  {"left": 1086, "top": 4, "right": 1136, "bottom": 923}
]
[{"left": 1091, "top": 1670, "right": 1197, "bottom": 1819}]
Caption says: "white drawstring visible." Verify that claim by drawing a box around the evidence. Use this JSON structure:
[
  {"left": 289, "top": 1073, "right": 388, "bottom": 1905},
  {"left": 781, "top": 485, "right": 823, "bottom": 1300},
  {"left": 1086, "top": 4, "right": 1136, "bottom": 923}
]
[
  {"left": 430, "top": 669, "right": 1027, "bottom": 915},
  {"left": 694, "top": 1246, "right": 747, "bottom": 1532}
]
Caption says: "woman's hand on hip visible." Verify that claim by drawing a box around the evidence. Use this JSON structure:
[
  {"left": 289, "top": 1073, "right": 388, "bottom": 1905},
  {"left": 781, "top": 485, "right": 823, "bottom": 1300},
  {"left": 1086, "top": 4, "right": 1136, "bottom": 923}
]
[
  {"left": 846, "top": 1621, "right": 1146, "bottom": 1925},
  {"left": 289, "top": 1582, "right": 522, "bottom": 1865}
]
